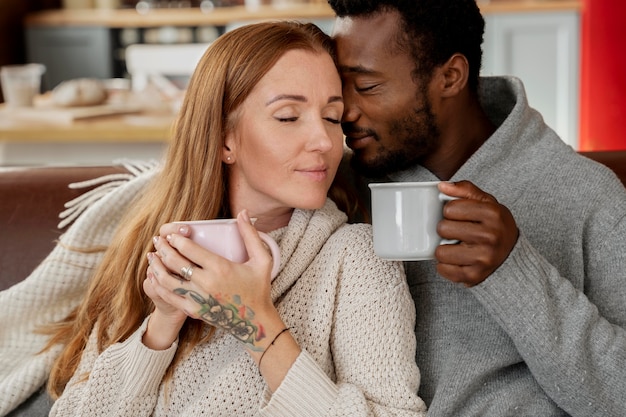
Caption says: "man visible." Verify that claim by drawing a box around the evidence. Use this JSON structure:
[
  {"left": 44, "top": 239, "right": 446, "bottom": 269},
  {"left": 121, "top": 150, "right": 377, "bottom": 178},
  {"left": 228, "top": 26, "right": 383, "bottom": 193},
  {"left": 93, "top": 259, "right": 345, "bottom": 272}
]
[{"left": 328, "top": 0, "right": 626, "bottom": 416}]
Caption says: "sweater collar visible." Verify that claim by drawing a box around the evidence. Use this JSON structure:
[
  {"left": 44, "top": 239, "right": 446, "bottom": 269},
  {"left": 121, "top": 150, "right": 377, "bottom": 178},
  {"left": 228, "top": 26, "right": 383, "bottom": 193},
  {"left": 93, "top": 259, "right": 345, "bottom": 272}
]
[
  {"left": 268, "top": 199, "right": 347, "bottom": 302},
  {"left": 451, "top": 76, "right": 568, "bottom": 205},
  {"left": 387, "top": 76, "right": 559, "bottom": 205}
]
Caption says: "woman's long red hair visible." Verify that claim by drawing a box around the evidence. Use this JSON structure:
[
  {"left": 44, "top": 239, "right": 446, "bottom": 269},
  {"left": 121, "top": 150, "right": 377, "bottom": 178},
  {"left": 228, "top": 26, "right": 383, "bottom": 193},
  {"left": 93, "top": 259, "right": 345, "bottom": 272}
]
[{"left": 43, "top": 21, "right": 343, "bottom": 398}]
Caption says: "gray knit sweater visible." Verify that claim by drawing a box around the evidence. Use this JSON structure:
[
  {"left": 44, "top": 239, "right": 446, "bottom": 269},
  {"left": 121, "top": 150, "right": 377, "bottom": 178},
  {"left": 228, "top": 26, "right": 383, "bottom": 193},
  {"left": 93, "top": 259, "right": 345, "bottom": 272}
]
[{"left": 357, "top": 76, "right": 626, "bottom": 417}]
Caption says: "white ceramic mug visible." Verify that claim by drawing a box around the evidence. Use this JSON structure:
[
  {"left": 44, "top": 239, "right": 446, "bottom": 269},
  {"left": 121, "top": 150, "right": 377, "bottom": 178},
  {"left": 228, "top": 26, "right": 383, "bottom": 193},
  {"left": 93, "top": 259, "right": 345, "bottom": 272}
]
[
  {"left": 174, "top": 219, "right": 281, "bottom": 278},
  {"left": 368, "top": 181, "right": 457, "bottom": 260}
]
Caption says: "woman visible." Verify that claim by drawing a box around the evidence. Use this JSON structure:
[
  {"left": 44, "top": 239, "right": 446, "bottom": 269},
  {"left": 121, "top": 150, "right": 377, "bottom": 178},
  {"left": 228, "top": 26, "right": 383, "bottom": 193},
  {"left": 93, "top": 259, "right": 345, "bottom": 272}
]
[{"left": 46, "top": 22, "right": 426, "bottom": 416}]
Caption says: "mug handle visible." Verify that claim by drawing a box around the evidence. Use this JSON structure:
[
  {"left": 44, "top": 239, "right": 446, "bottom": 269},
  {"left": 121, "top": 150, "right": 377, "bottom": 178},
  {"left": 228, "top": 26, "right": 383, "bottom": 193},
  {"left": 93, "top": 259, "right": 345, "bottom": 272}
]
[
  {"left": 257, "top": 232, "right": 281, "bottom": 279},
  {"left": 438, "top": 193, "right": 460, "bottom": 245}
]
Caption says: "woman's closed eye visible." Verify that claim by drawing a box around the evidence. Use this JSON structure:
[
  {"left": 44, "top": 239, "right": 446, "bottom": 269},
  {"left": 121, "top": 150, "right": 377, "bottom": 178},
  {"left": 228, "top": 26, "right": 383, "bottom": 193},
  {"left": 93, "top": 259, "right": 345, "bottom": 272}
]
[
  {"left": 275, "top": 116, "right": 298, "bottom": 122},
  {"left": 274, "top": 115, "right": 340, "bottom": 124}
]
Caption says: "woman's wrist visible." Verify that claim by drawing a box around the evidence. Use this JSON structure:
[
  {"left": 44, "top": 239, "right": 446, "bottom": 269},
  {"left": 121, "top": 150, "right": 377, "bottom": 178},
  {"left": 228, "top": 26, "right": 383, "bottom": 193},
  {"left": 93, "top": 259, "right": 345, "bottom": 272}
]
[
  {"left": 244, "top": 315, "right": 301, "bottom": 392},
  {"left": 142, "top": 312, "right": 183, "bottom": 350},
  {"left": 258, "top": 327, "right": 291, "bottom": 369}
]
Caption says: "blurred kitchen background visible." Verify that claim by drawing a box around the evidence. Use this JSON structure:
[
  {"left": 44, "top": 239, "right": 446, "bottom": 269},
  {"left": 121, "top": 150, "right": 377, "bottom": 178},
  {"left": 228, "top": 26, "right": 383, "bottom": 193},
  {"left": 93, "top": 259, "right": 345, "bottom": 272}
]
[{"left": 0, "top": 0, "right": 623, "bottom": 167}]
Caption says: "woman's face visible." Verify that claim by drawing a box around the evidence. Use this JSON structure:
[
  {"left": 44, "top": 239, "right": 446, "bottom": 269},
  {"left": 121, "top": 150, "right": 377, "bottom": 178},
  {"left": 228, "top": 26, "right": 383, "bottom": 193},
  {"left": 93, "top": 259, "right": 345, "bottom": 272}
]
[{"left": 225, "top": 49, "right": 344, "bottom": 218}]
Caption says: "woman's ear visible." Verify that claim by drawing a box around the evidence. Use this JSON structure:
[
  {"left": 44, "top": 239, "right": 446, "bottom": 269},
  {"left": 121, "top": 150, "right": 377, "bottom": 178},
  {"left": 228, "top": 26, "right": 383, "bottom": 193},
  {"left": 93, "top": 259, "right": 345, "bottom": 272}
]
[
  {"left": 222, "top": 132, "right": 236, "bottom": 164},
  {"left": 438, "top": 53, "right": 469, "bottom": 98}
]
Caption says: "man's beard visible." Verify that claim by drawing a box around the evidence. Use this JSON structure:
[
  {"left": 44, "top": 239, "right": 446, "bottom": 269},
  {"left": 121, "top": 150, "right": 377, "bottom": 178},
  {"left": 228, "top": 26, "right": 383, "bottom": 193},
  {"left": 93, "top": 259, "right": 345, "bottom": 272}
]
[{"left": 350, "top": 103, "right": 439, "bottom": 178}]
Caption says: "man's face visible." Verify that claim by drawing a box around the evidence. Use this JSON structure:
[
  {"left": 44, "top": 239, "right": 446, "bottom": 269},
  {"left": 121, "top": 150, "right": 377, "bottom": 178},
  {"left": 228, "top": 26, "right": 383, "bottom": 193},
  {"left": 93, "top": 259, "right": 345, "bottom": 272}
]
[{"left": 333, "top": 11, "right": 440, "bottom": 178}]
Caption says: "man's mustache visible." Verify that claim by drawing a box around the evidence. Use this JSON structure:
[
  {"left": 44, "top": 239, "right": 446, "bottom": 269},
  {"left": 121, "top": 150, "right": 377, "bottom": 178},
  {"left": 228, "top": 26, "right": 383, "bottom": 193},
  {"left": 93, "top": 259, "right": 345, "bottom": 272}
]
[{"left": 341, "top": 123, "right": 377, "bottom": 140}]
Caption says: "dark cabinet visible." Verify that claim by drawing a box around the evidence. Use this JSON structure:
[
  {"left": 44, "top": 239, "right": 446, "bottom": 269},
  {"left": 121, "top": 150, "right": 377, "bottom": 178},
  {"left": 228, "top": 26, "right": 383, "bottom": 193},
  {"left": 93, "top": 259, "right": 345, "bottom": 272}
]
[{"left": 26, "top": 26, "right": 114, "bottom": 90}]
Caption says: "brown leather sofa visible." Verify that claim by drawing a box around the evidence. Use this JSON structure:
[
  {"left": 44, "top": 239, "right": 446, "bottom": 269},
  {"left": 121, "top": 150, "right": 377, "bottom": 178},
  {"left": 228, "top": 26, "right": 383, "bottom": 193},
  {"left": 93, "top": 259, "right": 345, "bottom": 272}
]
[
  {"left": 0, "top": 165, "right": 130, "bottom": 291},
  {"left": 0, "top": 151, "right": 625, "bottom": 416},
  {"left": 1, "top": 151, "right": 626, "bottom": 292}
]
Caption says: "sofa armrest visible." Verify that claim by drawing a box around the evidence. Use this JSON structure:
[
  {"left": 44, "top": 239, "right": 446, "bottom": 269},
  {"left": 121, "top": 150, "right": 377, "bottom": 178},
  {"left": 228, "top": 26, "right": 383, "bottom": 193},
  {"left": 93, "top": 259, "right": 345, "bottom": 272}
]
[
  {"left": 0, "top": 165, "right": 129, "bottom": 292},
  {"left": 580, "top": 150, "right": 626, "bottom": 187}
]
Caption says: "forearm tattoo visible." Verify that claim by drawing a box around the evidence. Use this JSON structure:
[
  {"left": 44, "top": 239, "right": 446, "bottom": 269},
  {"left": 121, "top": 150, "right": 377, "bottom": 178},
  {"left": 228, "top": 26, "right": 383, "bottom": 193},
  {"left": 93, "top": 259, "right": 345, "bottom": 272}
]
[{"left": 174, "top": 288, "right": 266, "bottom": 351}]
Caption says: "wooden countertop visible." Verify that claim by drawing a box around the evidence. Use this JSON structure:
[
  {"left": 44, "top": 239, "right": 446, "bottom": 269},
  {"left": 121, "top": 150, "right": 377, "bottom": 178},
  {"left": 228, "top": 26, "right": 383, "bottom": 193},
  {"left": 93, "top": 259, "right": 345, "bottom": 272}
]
[
  {"left": 0, "top": 89, "right": 177, "bottom": 143},
  {"left": 26, "top": 1, "right": 582, "bottom": 28},
  {"left": 0, "top": 109, "right": 174, "bottom": 143}
]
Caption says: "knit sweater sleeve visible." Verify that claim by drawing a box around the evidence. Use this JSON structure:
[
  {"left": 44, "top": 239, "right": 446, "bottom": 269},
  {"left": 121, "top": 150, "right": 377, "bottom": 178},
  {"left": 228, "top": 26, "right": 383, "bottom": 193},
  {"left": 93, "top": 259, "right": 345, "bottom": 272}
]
[
  {"left": 50, "top": 316, "right": 177, "bottom": 417},
  {"left": 471, "top": 221, "right": 626, "bottom": 417},
  {"left": 259, "top": 224, "right": 427, "bottom": 417}
]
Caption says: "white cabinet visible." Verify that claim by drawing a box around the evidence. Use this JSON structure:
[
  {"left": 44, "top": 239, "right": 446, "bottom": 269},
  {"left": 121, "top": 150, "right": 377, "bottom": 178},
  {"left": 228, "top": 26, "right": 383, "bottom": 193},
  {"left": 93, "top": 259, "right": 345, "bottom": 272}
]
[{"left": 482, "top": 11, "right": 580, "bottom": 148}]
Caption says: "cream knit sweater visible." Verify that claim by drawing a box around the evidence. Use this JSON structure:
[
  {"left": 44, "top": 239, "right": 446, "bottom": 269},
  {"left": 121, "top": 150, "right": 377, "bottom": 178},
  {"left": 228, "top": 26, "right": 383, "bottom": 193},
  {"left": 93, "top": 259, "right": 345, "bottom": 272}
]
[{"left": 1, "top": 166, "right": 426, "bottom": 416}]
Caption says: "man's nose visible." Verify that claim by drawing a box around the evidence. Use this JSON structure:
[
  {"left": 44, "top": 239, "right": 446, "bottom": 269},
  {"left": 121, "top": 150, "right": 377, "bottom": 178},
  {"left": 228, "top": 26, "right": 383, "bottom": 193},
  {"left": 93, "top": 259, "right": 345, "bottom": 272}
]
[{"left": 341, "top": 92, "right": 360, "bottom": 123}]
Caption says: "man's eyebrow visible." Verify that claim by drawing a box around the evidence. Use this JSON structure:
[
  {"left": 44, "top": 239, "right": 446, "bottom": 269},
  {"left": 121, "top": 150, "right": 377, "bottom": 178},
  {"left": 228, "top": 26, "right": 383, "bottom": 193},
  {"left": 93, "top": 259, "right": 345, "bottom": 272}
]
[
  {"left": 266, "top": 94, "right": 306, "bottom": 106},
  {"left": 328, "top": 96, "right": 343, "bottom": 104},
  {"left": 338, "top": 65, "right": 377, "bottom": 75}
]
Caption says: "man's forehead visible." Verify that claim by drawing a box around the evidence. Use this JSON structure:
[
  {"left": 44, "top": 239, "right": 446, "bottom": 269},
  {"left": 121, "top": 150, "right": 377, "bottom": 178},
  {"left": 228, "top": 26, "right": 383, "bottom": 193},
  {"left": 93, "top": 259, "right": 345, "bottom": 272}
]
[
  {"left": 331, "top": 16, "right": 355, "bottom": 36},
  {"left": 332, "top": 12, "right": 399, "bottom": 39},
  {"left": 332, "top": 14, "right": 403, "bottom": 71},
  {"left": 336, "top": 13, "right": 404, "bottom": 52}
]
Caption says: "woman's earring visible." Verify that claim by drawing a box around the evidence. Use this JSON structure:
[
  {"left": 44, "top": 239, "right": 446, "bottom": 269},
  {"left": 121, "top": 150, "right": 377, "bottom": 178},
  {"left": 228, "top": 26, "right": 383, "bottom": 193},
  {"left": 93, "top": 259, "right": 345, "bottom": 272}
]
[{"left": 226, "top": 156, "right": 232, "bottom": 162}]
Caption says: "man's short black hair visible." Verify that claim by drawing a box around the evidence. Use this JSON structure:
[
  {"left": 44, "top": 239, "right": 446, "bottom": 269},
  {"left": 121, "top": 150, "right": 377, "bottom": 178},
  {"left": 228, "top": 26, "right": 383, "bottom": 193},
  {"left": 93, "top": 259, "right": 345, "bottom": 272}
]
[{"left": 328, "top": 0, "right": 485, "bottom": 93}]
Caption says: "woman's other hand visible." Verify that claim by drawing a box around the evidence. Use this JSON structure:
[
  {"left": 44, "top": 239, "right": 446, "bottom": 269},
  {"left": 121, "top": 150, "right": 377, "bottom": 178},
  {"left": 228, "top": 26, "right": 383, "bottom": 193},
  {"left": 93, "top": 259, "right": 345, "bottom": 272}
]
[{"left": 142, "top": 250, "right": 188, "bottom": 350}]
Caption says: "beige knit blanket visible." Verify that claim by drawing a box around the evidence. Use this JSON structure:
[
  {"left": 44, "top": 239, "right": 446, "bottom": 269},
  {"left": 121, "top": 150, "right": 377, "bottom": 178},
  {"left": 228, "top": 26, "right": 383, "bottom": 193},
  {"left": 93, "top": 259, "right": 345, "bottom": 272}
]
[{"left": 0, "top": 161, "right": 158, "bottom": 416}]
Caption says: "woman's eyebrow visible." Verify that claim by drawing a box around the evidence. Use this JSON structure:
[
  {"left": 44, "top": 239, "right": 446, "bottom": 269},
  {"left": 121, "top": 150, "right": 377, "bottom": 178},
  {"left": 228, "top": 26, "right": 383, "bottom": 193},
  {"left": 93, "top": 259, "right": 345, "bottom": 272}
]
[
  {"left": 266, "top": 94, "right": 343, "bottom": 106},
  {"left": 266, "top": 94, "right": 306, "bottom": 106}
]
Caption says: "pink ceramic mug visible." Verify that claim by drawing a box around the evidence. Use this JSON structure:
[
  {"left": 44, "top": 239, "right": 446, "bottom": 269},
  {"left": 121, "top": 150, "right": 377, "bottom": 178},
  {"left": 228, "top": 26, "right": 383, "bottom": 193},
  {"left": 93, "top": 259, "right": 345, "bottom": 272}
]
[{"left": 173, "top": 219, "right": 281, "bottom": 279}]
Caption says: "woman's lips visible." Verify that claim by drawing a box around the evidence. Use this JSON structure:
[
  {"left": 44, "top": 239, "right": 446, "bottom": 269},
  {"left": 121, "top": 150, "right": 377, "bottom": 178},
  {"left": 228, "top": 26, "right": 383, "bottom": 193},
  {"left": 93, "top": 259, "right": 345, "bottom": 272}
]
[{"left": 298, "top": 167, "right": 328, "bottom": 182}]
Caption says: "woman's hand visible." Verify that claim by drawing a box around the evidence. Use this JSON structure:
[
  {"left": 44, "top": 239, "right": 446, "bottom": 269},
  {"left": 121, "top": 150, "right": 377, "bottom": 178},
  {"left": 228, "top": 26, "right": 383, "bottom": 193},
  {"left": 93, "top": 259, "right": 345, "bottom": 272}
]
[
  {"left": 149, "top": 210, "right": 301, "bottom": 391},
  {"left": 150, "top": 210, "right": 286, "bottom": 352}
]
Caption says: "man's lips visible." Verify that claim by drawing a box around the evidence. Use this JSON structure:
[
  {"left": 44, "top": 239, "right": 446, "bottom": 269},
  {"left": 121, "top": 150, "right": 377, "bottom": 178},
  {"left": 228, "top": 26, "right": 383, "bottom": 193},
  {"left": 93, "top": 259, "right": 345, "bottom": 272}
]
[{"left": 345, "top": 134, "right": 375, "bottom": 150}]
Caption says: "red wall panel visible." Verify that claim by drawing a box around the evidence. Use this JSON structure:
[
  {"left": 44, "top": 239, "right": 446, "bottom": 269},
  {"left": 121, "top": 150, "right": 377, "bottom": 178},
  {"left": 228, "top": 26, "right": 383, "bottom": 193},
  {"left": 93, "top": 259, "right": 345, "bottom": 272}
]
[{"left": 579, "top": 0, "right": 626, "bottom": 150}]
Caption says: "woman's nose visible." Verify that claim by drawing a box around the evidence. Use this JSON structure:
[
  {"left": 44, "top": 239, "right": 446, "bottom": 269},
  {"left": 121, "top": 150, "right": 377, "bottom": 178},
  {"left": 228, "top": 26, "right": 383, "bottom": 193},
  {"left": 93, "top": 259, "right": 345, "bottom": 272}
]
[{"left": 306, "top": 121, "right": 337, "bottom": 153}]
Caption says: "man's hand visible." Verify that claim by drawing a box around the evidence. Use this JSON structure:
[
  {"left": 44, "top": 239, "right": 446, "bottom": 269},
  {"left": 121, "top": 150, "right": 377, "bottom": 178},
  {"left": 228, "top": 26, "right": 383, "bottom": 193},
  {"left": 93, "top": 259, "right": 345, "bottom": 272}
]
[{"left": 435, "top": 181, "right": 519, "bottom": 286}]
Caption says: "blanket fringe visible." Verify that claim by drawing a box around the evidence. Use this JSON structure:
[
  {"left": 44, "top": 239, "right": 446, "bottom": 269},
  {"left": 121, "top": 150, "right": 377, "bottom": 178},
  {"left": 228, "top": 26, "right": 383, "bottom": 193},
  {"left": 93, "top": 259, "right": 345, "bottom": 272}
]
[{"left": 58, "top": 159, "right": 159, "bottom": 229}]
